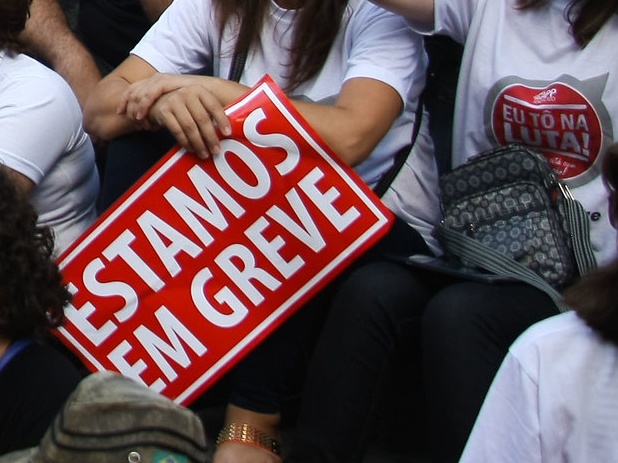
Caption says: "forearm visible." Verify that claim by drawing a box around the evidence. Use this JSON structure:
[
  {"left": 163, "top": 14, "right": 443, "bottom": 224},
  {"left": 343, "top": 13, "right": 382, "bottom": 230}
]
[
  {"left": 83, "top": 74, "right": 144, "bottom": 141},
  {"left": 20, "top": 0, "right": 101, "bottom": 108},
  {"left": 46, "top": 41, "right": 102, "bottom": 109},
  {"left": 84, "top": 56, "right": 160, "bottom": 140},
  {"left": 114, "top": 73, "right": 400, "bottom": 164},
  {"left": 198, "top": 77, "right": 399, "bottom": 166},
  {"left": 293, "top": 99, "right": 396, "bottom": 167}
]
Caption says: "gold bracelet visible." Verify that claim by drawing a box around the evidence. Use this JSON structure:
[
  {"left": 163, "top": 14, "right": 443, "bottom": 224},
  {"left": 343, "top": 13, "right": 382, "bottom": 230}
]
[{"left": 216, "top": 422, "right": 281, "bottom": 456}]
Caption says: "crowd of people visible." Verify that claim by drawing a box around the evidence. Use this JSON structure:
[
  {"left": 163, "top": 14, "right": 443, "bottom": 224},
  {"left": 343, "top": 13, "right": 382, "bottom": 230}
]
[{"left": 0, "top": 0, "right": 617, "bottom": 462}]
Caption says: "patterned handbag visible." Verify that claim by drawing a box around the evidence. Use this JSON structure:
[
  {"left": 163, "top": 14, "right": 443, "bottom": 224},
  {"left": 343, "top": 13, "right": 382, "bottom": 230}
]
[{"left": 436, "top": 144, "right": 596, "bottom": 311}]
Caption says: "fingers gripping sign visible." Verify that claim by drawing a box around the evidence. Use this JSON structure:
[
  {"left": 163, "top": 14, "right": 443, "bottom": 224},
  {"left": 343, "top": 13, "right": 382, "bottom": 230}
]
[
  {"left": 149, "top": 85, "right": 230, "bottom": 158},
  {"left": 118, "top": 73, "right": 232, "bottom": 159}
]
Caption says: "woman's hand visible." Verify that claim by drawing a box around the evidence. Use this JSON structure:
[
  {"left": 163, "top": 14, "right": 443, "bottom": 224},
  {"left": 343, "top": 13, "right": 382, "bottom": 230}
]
[
  {"left": 146, "top": 83, "right": 231, "bottom": 158},
  {"left": 118, "top": 74, "right": 232, "bottom": 158},
  {"left": 118, "top": 73, "right": 192, "bottom": 121}
]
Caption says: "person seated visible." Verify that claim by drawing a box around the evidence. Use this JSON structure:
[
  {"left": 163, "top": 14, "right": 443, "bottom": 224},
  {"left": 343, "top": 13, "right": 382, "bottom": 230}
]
[
  {"left": 0, "top": 0, "right": 99, "bottom": 255},
  {"left": 363, "top": 0, "right": 618, "bottom": 461},
  {"left": 459, "top": 142, "right": 618, "bottom": 462},
  {"left": 83, "top": 0, "right": 439, "bottom": 461},
  {"left": 0, "top": 167, "right": 84, "bottom": 455},
  {"left": 18, "top": 0, "right": 172, "bottom": 195}
]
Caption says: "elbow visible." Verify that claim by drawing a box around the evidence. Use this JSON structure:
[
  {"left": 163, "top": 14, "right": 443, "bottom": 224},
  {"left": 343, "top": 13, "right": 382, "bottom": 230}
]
[
  {"left": 82, "top": 109, "right": 98, "bottom": 139},
  {"left": 83, "top": 114, "right": 109, "bottom": 142},
  {"left": 82, "top": 101, "right": 129, "bottom": 142},
  {"left": 333, "top": 133, "right": 376, "bottom": 167},
  {"left": 83, "top": 98, "right": 106, "bottom": 140}
]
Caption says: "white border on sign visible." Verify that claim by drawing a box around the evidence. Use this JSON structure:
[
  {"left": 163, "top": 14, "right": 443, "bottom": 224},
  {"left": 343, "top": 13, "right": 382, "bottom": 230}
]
[{"left": 58, "top": 80, "right": 391, "bottom": 403}]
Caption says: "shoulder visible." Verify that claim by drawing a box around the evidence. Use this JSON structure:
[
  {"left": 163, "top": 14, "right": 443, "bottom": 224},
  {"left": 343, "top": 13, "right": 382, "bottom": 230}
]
[
  {"left": 348, "top": 0, "right": 414, "bottom": 25},
  {"left": 345, "top": 0, "right": 423, "bottom": 57},
  {"left": 0, "top": 52, "right": 81, "bottom": 113},
  {"left": 0, "top": 53, "right": 83, "bottom": 125},
  {"left": 0, "top": 343, "right": 78, "bottom": 400},
  {"left": 0, "top": 342, "right": 82, "bottom": 453},
  {"left": 510, "top": 311, "right": 592, "bottom": 355},
  {"left": 344, "top": 0, "right": 422, "bottom": 54},
  {"left": 2, "top": 340, "right": 78, "bottom": 370},
  {"left": 508, "top": 311, "right": 615, "bottom": 379},
  {"left": 1, "top": 53, "right": 66, "bottom": 86}
]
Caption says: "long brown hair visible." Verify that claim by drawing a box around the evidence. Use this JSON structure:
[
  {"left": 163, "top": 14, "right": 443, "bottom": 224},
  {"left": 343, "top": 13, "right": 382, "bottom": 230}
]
[
  {"left": 517, "top": 0, "right": 618, "bottom": 47},
  {"left": 563, "top": 144, "right": 618, "bottom": 345},
  {"left": 213, "top": 0, "right": 348, "bottom": 91}
]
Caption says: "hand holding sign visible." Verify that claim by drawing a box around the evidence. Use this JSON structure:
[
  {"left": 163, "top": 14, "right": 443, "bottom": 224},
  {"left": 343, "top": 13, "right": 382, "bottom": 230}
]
[
  {"left": 56, "top": 76, "right": 393, "bottom": 405},
  {"left": 118, "top": 73, "right": 233, "bottom": 158}
]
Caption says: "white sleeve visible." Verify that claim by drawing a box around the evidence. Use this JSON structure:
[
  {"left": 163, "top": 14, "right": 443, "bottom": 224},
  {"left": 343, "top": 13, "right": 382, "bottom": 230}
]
[
  {"left": 345, "top": 2, "right": 427, "bottom": 107},
  {"left": 131, "top": 0, "right": 218, "bottom": 74},
  {"left": 0, "top": 68, "right": 79, "bottom": 184},
  {"left": 408, "top": 0, "right": 479, "bottom": 44},
  {"left": 459, "top": 352, "right": 543, "bottom": 463}
]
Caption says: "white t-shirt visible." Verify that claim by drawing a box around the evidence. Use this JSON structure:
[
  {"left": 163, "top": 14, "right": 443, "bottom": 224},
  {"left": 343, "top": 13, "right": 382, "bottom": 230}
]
[
  {"left": 460, "top": 310, "right": 618, "bottom": 463},
  {"left": 131, "top": 0, "right": 442, "bottom": 252},
  {"left": 411, "top": 0, "right": 618, "bottom": 265},
  {"left": 0, "top": 52, "right": 99, "bottom": 255}
]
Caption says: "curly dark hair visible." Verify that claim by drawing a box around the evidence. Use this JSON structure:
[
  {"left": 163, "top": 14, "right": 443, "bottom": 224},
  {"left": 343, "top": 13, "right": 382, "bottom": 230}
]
[
  {"left": 0, "top": 0, "right": 32, "bottom": 52},
  {"left": 0, "top": 168, "right": 71, "bottom": 341},
  {"left": 564, "top": 143, "right": 618, "bottom": 345}
]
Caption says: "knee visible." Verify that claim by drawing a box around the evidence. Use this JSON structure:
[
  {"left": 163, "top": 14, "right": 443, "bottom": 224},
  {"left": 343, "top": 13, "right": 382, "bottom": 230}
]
[
  {"left": 422, "top": 283, "right": 501, "bottom": 340},
  {"left": 422, "top": 282, "right": 557, "bottom": 360},
  {"left": 333, "top": 261, "right": 427, "bottom": 326}
]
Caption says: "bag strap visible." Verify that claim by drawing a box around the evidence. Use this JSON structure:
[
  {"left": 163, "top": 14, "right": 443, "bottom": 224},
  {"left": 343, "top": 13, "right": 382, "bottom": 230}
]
[
  {"left": 436, "top": 224, "right": 570, "bottom": 312},
  {"left": 436, "top": 187, "right": 596, "bottom": 313},
  {"left": 373, "top": 98, "right": 424, "bottom": 197},
  {"left": 228, "top": 49, "right": 247, "bottom": 83},
  {"left": 559, "top": 184, "right": 597, "bottom": 274},
  {"left": 0, "top": 338, "right": 34, "bottom": 374},
  {"left": 228, "top": 17, "right": 249, "bottom": 82}
]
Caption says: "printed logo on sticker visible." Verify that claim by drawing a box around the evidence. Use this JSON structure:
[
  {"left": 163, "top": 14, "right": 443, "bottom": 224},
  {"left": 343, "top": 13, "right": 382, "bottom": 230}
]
[
  {"left": 153, "top": 451, "right": 188, "bottom": 463},
  {"left": 485, "top": 74, "right": 614, "bottom": 187}
]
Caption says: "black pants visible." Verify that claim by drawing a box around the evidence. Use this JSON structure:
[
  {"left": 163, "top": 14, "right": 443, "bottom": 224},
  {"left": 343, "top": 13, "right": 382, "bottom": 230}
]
[
  {"left": 422, "top": 281, "right": 557, "bottom": 463},
  {"left": 226, "top": 218, "right": 433, "bottom": 415},
  {"left": 285, "top": 265, "right": 558, "bottom": 463},
  {"left": 285, "top": 259, "right": 437, "bottom": 463},
  {"left": 97, "top": 130, "right": 176, "bottom": 214}
]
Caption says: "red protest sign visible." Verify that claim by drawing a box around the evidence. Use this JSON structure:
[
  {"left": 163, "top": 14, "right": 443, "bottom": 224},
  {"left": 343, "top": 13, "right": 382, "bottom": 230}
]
[{"left": 56, "top": 75, "right": 394, "bottom": 405}]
